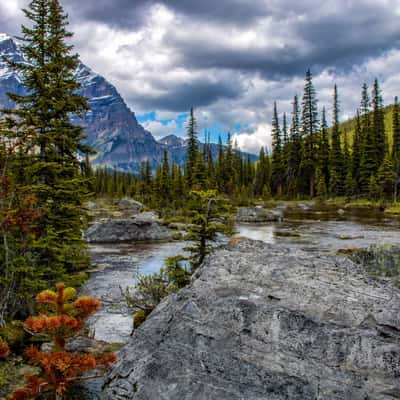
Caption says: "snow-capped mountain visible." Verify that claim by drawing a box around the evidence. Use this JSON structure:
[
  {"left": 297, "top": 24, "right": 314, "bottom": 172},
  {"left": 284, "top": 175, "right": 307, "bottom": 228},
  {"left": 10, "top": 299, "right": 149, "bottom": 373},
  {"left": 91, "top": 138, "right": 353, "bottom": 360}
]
[
  {"left": 0, "top": 34, "right": 256, "bottom": 172},
  {"left": 0, "top": 33, "right": 170, "bottom": 171}
]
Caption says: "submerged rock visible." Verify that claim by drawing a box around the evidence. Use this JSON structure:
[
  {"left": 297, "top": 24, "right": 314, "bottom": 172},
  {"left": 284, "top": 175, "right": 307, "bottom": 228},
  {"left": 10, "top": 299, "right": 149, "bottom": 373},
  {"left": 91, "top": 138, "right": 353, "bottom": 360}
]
[
  {"left": 104, "top": 239, "right": 400, "bottom": 399},
  {"left": 236, "top": 206, "right": 283, "bottom": 223},
  {"left": 84, "top": 213, "right": 172, "bottom": 243}
]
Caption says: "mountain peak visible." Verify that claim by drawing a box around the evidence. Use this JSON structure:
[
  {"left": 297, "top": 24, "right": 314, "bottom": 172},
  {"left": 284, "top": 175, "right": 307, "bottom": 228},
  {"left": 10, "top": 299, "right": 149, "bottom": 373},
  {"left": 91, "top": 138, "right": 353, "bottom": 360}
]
[{"left": 158, "top": 135, "right": 186, "bottom": 147}]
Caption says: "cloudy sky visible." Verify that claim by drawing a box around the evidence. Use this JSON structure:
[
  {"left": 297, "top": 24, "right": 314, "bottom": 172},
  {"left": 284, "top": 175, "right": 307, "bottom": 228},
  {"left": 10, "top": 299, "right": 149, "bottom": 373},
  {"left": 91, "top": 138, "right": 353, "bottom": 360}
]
[{"left": 1, "top": 0, "right": 400, "bottom": 153}]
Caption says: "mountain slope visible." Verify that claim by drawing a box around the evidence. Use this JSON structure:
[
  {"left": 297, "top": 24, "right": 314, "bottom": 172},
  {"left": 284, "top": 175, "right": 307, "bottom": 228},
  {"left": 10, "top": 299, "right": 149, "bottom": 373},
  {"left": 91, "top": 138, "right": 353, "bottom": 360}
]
[
  {"left": 334, "top": 105, "right": 395, "bottom": 148},
  {"left": 72, "top": 62, "right": 164, "bottom": 170}
]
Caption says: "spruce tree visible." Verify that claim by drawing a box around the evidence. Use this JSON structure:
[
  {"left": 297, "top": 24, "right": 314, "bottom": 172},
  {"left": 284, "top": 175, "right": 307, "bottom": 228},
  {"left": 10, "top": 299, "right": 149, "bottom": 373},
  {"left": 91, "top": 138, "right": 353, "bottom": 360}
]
[
  {"left": 5, "top": 0, "right": 92, "bottom": 279},
  {"left": 368, "top": 175, "right": 381, "bottom": 200},
  {"left": 359, "top": 83, "right": 376, "bottom": 192},
  {"left": 160, "top": 150, "right": 170, "bottom": 204},
  {"left": 352, "top": 110, "right": 362, "bottom": 189},
  {"left": 254, "top": 147, "right": 271, "bottom": 196},
  {"left": 377, "top": 153, "right": 395, "bottom": 198},
  {"left": 222, "top": 133, "right": 235, "bottom": 194},
  {"left": 343, "top": 131, "right": 356, "bottom": 197},
  {"left": 287, "top": 95, "right": 301, "bottom": 196},
  {"left": 185, "top": 108, "right": 199, "bottom": 189},
  {"left": 193, "top": 152, "right": 206, "bottom": 190},
  {"left": 271, "top": 102, "right": 283, "bottom": 196},
  {"left": 371, "top": 78, "right": 386, "bottom": 167},
  {"left": 315, "top": 167, "right": 327, "bottom": 198},
  {"left": 319, "top": 107, "right": 330, "bottom": 192},
  {"left": 329, "top": 85, "right": 345, "bottom": 195},
  {"left": 281, "top": 112, "right": 289, "bottom": 193},
  {"left": 172, "top": 163, "right": 185, "bottom": 203},
  {"left": 300, "top": 69, "right": 319, "bottom": 196}
]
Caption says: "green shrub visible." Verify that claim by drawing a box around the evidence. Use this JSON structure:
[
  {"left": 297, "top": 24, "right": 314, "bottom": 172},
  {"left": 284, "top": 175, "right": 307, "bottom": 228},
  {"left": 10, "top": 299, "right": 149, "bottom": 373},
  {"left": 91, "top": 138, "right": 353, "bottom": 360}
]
[
  {"left": 0, "top": 321, "right": 25, "bottom": 351},
  {"left": 133, "top": 310, "right": 147, "bottom": 328}
]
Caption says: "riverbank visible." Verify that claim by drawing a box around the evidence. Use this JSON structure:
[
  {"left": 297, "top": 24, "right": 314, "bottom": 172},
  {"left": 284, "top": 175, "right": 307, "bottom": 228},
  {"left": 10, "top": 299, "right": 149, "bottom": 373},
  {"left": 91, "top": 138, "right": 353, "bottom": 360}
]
[{"left": 261, "top": 198, "right": 400, "bottom": 218}]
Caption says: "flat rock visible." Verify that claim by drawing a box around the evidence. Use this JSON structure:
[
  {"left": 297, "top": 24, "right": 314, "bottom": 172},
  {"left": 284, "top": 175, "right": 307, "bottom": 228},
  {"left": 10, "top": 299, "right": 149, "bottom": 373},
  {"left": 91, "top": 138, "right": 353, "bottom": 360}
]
[
  {"left": 236, "top": 207, "right": 283, "bottom": 223},
  {"left": 118, "top": 198, "right": 144, "bottom": 214},
  {"left": 84, "top": 213, "right": 172, "bottom": 243},
  {"left": 105, "top": 239, "right": 400, "bottom": 400}
]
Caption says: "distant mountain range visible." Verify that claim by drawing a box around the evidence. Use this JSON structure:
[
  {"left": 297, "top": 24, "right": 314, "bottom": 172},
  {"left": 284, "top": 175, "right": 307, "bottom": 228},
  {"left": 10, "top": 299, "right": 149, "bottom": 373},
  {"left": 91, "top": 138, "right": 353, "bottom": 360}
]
[{"left": 0, "top": 33, "right": 256, "bottom": 172}]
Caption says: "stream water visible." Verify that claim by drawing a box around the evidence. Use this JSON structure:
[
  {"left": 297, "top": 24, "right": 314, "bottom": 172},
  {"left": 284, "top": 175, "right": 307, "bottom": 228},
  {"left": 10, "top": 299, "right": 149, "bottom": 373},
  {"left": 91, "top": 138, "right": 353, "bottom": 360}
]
[
  {"left": 76, "top": 207, "right": 400, "bottom": 399},
  {"left": 83, "top": 241, "right": 189, "bottom": 343},
  {"left": 83, "top": 208, "right": 400, "bottom": 345}
]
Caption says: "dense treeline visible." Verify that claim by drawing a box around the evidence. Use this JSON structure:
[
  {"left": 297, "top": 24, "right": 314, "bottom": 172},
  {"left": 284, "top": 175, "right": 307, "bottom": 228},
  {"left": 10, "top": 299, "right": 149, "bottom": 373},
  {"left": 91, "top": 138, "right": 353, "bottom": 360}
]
[
  {"left": 93, "top": 111, "right": 259, "bottom": 211},
  {"left": 265, "top": 72, "right": 400, "bottom": 201},
  {"left": 94, "top": 71, "right": 400, "bottom": 211}
]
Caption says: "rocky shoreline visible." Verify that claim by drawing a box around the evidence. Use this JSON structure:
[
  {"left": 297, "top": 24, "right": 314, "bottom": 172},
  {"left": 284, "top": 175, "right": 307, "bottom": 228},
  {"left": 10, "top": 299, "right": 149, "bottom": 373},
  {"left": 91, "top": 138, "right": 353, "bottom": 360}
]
[{"left": 104, "top": 239, "right": 400, "bottom": 400}]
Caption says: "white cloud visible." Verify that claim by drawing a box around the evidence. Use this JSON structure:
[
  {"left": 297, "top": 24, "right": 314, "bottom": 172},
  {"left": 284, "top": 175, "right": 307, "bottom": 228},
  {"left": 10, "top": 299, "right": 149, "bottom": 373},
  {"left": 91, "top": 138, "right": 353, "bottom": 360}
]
[
  {"left": 232, "top": 123, "right": 272, "bottom": 154},
  {"left": 142, "top": 119, "right": 178, "bottom": 139}
]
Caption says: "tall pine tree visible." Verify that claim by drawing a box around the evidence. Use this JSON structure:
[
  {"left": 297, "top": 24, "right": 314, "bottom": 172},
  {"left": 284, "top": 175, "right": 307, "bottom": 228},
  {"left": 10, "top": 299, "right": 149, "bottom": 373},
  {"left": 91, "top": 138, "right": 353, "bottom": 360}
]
[
  {"left": 329, "top": 85, "right": 345, "bottom": 195},
  {"left": 359, "top": 83, "right": 376, "bottom": 192},
  {"left": 271, "top": 102, "right": 283, "bottom": 196},
  {"left": 300, "top": 69, "right": 319, "bottom": 196},
  {"left": 352, "top": 110, "right": 362, "bottom": 189},
  {"left": 287, "top": 95, "right": 301, "bottom": 196},
  {"left": 371, "top": 78, "right": 386, "bottom": 167},
  {"left": 5, "top": 0, "right": 92, "bottom": 280},
  {"left": 319, "top": 107, "right": 330, "bottom": 192},
  {"left": 185, "top": 108, "right": 199, "bottom": 189}
]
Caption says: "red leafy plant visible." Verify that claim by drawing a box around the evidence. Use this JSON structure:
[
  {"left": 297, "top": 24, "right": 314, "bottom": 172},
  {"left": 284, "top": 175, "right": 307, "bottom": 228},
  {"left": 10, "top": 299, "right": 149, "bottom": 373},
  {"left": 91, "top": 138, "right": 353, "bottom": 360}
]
[
  {"left": 0, "top": 337, "right": 10, "bottom": 358},
  {"left": 7, "top": 283, "right": 117, "bottom": 400}
]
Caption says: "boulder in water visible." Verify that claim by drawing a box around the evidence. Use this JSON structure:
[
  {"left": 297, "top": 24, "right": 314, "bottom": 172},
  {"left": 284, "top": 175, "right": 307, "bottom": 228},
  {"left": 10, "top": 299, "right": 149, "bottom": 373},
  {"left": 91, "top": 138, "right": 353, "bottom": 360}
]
[
  {"left": 84, "top": 213, "right": 172, "bottom": 243},
  {"left": 236, "top": 207, "right": 283, "bottom": 223}
]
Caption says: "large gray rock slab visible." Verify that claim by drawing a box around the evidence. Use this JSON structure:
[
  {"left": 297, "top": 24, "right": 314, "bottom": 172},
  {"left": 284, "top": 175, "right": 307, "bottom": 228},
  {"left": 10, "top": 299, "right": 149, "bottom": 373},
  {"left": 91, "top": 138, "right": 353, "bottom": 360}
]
[
  {"left": 104, "top": 239, "right": 400, "bottom": 399},
  {"left": 237, "top": 207, "right": 283, "bottom": 223},
  {"left": 84, "top": 213, "right": 172, "bottom": 243}
]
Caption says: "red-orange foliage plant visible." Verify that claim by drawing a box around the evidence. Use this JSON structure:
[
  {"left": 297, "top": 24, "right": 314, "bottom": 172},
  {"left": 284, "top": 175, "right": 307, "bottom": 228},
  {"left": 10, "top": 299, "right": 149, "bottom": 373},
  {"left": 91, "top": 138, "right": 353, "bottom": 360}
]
[
  {"left": 7, "top": 283, "right": 117, "bottom": 400},
  {"left": 0, "top": 337, "right": 10, "bottom": 358}
]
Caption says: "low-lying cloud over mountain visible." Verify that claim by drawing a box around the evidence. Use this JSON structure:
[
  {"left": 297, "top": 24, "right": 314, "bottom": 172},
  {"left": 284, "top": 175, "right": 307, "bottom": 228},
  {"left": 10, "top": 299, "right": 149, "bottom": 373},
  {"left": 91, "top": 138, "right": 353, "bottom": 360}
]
[{"left": 1, "top": 0, "right": 400, "bottom": 152}]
